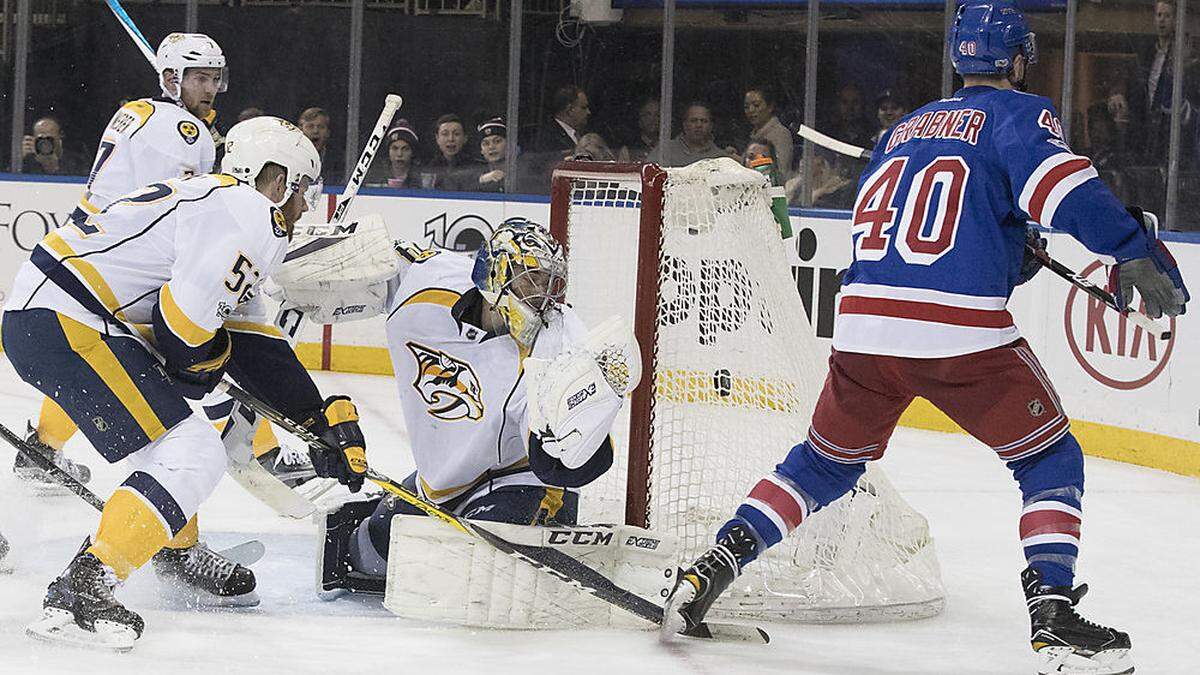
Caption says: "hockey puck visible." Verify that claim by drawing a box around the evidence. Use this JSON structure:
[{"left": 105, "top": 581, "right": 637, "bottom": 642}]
[{"left": 713, "top": 369, "right": 732, "bottom": 397}]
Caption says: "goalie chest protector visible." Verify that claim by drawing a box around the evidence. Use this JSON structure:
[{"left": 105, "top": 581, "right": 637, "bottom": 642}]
[{"left": 383, "top": 249, "right": 588, "bottom": 504}]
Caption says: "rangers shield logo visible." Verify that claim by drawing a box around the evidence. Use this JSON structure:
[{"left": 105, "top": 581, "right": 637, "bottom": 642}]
[{"left": 406, "top": 342, "right": 484, "bottom": 421}]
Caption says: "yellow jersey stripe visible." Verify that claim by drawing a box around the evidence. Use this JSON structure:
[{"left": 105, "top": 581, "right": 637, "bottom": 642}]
[
  {"left": 159, "top": 282, "right": 216, "bottom": 347},
  {"left": 419, "top": 457, "right": 531, "bottom": 501},
  {"left": 77, "top": 195, "right": 101, "bottom": 215},
  {"left": 225, "top": 321, "right": 284, "bottom": 339},
  {"left": 401, "top": 288, "right": 461, "bottom": 309},
  {"left": 42, "top": 231, "right": 128, "bottom": 322},
  {"left": 57, "top": 313, "right": 168, "bottom": 442},
  {"left": 121, "top": 100, "right": 156, "bottom": 133}
]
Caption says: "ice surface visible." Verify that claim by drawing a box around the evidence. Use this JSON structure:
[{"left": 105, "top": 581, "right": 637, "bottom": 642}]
[{"left": 0, "top": 358, "right": 1195, "bottom": 674}]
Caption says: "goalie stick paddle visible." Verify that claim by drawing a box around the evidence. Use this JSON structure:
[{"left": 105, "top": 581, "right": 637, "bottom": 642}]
[
  {"left": 796, "top": 123, "right": 1174, "bottom": 341},
  {"left": 214, "top": 380, "right": 768, "bottom": 644}
]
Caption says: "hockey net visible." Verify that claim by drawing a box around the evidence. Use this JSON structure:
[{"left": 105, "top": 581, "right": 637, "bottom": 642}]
[{"left": 549, "top": 158, "right": 945, "bottom": 623}]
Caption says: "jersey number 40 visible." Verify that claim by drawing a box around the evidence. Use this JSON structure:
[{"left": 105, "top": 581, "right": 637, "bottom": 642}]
[{"left": 852, "top": 156, "right": 970, "bottom": 266}]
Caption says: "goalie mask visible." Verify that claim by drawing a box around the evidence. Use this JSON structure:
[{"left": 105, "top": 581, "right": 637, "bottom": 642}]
[{"left": 472, "top": 218, "right": 567, "bottom": 346}]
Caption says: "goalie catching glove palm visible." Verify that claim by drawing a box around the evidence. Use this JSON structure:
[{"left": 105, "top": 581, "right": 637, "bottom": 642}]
[
  {"left": 525, "top": 316, "right": 641, "bottom": 469},
  {"left": 303, "top": 396, "right": 368, "bottom": 492}
]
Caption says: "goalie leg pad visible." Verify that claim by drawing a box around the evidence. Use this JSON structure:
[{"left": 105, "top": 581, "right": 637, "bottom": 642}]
[
  {"left": 383, "top": 517, "right": 677, "bottom": 630},
  {"left": 318, "top": 497, "right": 386, "bottom": 598}
]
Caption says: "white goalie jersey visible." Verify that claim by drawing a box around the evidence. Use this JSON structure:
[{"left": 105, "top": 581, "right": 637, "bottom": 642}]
[{"left": 383, "top": 245, "right": 589, "bottom": 504}]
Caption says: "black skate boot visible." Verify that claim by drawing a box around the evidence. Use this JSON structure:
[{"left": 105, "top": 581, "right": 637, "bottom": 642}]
[
  {"left": 318, "top": 498, "right": 386, "bottom": 599},
  {"left": 1023, "top": 566, "right": 1134, "bottom": 674},
  {"left": 663, "top": 522, "right": 759, "bottom": 637},
  {"left": 14, "top": 422, "right": 92, "bottom": 492},
  {"left": 152, "top": 541, "right": 259, "bottom": 608},
  {"left": 26, "top": 539, "right": 144, "bottom": 652}
]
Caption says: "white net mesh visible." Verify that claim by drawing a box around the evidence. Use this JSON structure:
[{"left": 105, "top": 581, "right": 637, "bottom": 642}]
[{"left": 557, "top": 159, "right": 945, "bottom": 622}]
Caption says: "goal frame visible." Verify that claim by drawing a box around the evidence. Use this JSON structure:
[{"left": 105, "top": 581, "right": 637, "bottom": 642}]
[{"left": 550, "top": 160, "right": 665, "bottom": 528}]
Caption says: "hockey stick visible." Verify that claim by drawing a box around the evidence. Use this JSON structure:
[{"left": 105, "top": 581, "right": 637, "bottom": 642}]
[
  {"left": 103, "top": 0, "right": 157, "bottom": 68},
  {"left": 796, "top": 123, "right": 1174, "bottom": 341},
  {"left": 214, "top": 379, "right": 768, "bottom": 643},
  {"left": 331, "top": 94, "right": 404, "bottom": 224},
  {"left": 0, "top": 422, "right": 106, "bottom": 510}
]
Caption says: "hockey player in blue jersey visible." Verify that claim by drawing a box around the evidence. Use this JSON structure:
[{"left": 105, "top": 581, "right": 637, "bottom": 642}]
[{"left": 664, "top": 2, "right": 1188, "bottom": 673}]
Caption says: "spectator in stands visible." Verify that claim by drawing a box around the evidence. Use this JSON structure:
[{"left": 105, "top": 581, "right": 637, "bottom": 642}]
[
  {"left": 21, "top": 116, "right": 87, "bottom": 176},
  {"left": 367, "top": 119, "right": 423, "bottom": 189},
  {"left": 533, "top": 85, "right": 591, "bottom": 153},
  {"left": 743, "top": 86, "right": 794, "bottom": 180},
  {"left": 298, "top": 106, "right": 340, "bottom": 179},
  {"left": 826, "top": 84, "right": 874, "bottom": 150},
  {"left": 872, "top": 90, "right": 908, "bottom": 144},
  {"left": 427, "top": 114, "right": 470, "bottom": 189},
  {"left": 649, "top": 102, "right": 737, "bottom": 167},
  {"left": 1085, "top": 103, "right": 1134, "bottom": 204},
  {"left": 237, "top": 107, "right": 265, "bottom": 122},
  {"left": 573, "top": 132, "right": 616, "bottom": 162},
  {"left": 620, "top": 97, "right": 660, "bottom": 162},
  {"left": 742, "top": 137, "right": 784, "bottom": 187},
  {"left": 1137, "top": 0, "right": 1200, "bottom": 166},
  {"left": 443, "top": 116, "right": 508, "bottom": 193}
]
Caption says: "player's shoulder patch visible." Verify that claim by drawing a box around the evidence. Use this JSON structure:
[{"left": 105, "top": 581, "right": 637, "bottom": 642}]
[
  {"left": 109, "top": 99, "right": 155, "bottom": 135},
  {"left": 270, "top": 207, "right": 289, "bottom": 238},
  {"left": 396, "top": 239, "right": 441, "bottom": 264},
  {"left": 177, "top": 120, "right": 201, "bottom": 145}
]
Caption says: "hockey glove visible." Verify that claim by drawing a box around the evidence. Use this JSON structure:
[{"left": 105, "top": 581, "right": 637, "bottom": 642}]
[
  {"left": 167, "top": 328, "right": 232, "bottom": 400},
  {"left": 1108, "top": 208, "right": 1189, "bottom": 318},
  {"left": 305, "top": 396, "right": 367, "bottom": 492},
  {"left": 1017, "top": 225, "right": 1047, "bottom": 286}
]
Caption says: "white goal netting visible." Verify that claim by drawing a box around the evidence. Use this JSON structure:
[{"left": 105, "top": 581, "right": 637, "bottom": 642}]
[{"left": 554, "top": 158, "right": 945, "bottom": 623}]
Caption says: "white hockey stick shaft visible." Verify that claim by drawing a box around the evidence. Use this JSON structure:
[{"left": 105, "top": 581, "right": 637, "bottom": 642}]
[
  {"left": 797, "top": 124, "right": 872, "bottom": 161},
  {"left": 331, "top": 94, "right": 403, "bottom": 224},
  {"left": 104, "top": 0, "right": 158, "bottom": 69}
]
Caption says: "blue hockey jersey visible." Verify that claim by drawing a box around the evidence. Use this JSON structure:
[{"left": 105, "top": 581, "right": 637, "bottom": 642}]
[{"left": 834, "top": 85, "right": 1152, "bottom": 358}]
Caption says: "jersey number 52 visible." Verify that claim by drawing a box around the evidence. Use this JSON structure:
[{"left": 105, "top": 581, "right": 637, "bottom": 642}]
[{"left": 852, "top": 155, "right": 970, "bottom": 266}]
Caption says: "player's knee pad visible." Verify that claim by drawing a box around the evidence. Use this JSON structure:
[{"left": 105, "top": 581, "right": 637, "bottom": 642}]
[
  {"left": 1007, "top": 432, "right": 1084, "bottom": 501},
  {"left": 126, "top": 414, "right": 227, "bottom": 518},
  {"left": 777, "top": 440, "right": 866, "bottom": 509}
]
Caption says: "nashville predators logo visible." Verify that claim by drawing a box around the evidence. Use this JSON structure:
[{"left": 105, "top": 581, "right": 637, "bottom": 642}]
[
  {"left": 178, "top": 120, "right": 200, "bottom": 145},
  {"left": 407, "top": 342, "right": 484, "bottom": 422},
  {"left": 271, "top": 207, "right": 289, "bottom": 238}
]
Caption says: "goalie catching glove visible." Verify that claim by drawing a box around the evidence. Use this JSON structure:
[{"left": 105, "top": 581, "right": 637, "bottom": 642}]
[
  {"left": 525, "top": 316, "right": 641, "bottom": 469},
  {"left": 303, "top": 396, "right": 368, "bottom": 492}
]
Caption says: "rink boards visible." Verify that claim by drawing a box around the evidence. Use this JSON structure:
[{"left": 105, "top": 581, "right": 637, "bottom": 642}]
[{"left": 0, "top": 174, "right": 1195, "bottom": 477}]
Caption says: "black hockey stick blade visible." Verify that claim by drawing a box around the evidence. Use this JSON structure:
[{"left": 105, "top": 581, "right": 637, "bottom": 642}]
[{"left": 0, "top": 421, "right": 105, "bottom": 511}]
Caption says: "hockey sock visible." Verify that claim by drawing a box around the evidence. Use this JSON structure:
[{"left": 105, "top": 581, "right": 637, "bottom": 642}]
[
  {"left": 163, "top": 516, "right": 199, "bottom": 550},
  {"left": 89, "top": 488, "right": 174, "bottom": 580},
  {"left": 725, "top": 440, "right": 863, "bottom": 563},
  {"left": 1007, "top": 433, "right": 1085, "bottom": 589},
  {"left": 251, "top": 419, "right": 281, "bottom": 459},
  {"left": 37, "top": 396, "right": 78, "bottom": 451}
]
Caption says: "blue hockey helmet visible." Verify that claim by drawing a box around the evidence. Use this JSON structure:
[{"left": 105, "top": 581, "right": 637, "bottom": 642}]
[{"left": 949, "top": 0, "right": 1037, "bottom": 76}]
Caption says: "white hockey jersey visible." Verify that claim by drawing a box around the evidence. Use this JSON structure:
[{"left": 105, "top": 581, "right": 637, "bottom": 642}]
[
  {"left": 383, "top": 246, "right": 589, "bottom": 504},
  {"left": 6, "top": 174, "right": 286, "bottom": 342},
  {"left": 77, "top": 98, "right": 216, "bottom": 220}
]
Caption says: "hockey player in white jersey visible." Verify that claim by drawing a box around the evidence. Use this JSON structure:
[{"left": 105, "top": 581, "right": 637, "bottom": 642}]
[
  {"left": 18, "top": 32, "right": 228, "bottom": 492},
  {"left": 277, "top": 218, "right": 636, "bottom": 595},
  {"left": 2, "top": 117, "right": 369, "bottom": 651}
]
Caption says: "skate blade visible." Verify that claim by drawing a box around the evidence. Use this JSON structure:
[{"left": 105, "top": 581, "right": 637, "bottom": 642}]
[
  {"left": 157, "top": 577, "right": 261, "bottom": 609},
  {"left": 1037, "top": 646, "right": 1134, "bottom": 674},
  {"left": 26, "top": 608, "right": 137, "bottom": 653}
]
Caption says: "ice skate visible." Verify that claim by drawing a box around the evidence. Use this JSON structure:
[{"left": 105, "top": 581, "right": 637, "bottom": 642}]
[
  {"left": 317, "top": 499, "right": 385, "bottom": 599},
  {"left": 663, "top": 522, "right": 758, "bottom": 637},
  {"left": 1023, "top": 567, "right": 1134, "bottom": 674},
  {"left": 26, "top": 539, "right": 143, "bottom": 652},
  {"left": 14, "top": 422, "right": 91, "bottom": 493},
  {"left": 152, "top": 541, "right": 259, "bottom": 608}
]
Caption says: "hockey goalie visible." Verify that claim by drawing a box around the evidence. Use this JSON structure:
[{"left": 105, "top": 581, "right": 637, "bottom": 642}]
[{"left": 275, "top": 216, "right": 676, "bottom": 628}]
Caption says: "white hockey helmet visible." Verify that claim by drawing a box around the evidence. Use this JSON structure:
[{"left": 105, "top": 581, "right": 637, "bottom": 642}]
[
  {"left": 156, "top": 32, "right": 228, "bottom": 100},
  {"left": 222, "top": 117, "right": 322, "bottom": 207}
]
